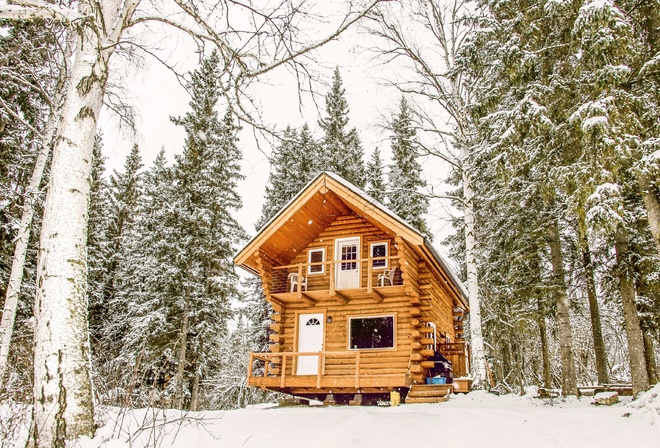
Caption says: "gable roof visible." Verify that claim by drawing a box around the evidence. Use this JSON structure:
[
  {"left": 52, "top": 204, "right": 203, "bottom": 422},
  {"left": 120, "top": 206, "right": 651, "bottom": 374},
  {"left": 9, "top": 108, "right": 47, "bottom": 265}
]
[{"left": 234, "top": 172, "right": 468, "bottom": 306}]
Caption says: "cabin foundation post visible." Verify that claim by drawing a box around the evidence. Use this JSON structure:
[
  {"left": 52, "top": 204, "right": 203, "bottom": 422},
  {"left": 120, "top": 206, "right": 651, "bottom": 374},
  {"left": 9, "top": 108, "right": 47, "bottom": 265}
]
[
  {"left": 323, "top": 393, "right": 337, "bottom": 406},
  {"left": 349, "top": 393, "right": 363, "bottom": 406}
]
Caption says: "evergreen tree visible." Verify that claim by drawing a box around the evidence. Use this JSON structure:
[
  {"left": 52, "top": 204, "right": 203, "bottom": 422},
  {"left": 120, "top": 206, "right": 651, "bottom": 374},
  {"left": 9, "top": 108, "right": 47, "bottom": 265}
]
[
  {"left": 318, "top": 67, "right": 366, "bottom": 187},
  {"left": 365, "top": 148, "right": 387, "bottom": 203},
  {"left": 168, "top": 51, "right": 247, "bottom": 410},
  {"left": 386, "top": 97, "right": 431, "bottom": 239},
  {"left": 256, "top": 123, "right": 319, "bottom": 229},
  {"left": 87, "top": 135, "right": 111, "bottom": 347}
]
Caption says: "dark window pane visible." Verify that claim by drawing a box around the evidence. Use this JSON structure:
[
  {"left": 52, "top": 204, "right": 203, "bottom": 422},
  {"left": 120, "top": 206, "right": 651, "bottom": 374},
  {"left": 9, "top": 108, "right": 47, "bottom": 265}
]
[
  {"left": 372, "top": 243, "right": 387, "bottom": 268},
  {"left": 309, "top": 250, "right": 324, "bottom": 273},
  {"left": 350, "top": 316, "right": 394, "bottom": 349}
]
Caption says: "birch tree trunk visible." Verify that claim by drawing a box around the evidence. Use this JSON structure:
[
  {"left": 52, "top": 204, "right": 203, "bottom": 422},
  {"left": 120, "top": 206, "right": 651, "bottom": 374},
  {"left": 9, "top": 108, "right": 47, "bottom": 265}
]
[
  {"left": 0, "top": 112, "right": 57, "bottom": 390},
  {"left": 547, "top": 220, "right": 577, "bottom": 396},
  {"left": 614, "top": 225, "right": 650, "bottom": 396},
  {"left": 462, "top": 145, "right": 487, "bottom": 388},
  {"left": 29, "top": 2, "right": 140, "bottom": 445}
]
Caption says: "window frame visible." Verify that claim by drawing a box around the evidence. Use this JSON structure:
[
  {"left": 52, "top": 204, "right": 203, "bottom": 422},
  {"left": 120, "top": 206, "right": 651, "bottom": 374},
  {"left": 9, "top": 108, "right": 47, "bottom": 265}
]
[
  {"left": 369, "top": 241, "right": 389, "bottom": 270},
  {"left": 307, "top": 247, "right": 326, "bottom": 275},
  {"left": 347, "top": 314, "right": 396, "bottom": 351}
]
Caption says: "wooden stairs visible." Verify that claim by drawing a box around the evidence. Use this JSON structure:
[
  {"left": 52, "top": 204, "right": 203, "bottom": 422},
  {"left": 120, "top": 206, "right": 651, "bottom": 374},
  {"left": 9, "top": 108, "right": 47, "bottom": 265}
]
[{"left": 405, "top": 384, "right": 452, "bottom": 404}]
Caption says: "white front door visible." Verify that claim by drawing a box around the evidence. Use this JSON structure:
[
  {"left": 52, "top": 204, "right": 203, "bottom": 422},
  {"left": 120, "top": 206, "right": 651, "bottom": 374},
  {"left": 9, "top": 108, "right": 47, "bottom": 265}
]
[
  {"left": 296, "top": 313, "right": 324, "bottom": 375},
  {"left": 335, "top": 237, "right": 360, "bottom": 289}
]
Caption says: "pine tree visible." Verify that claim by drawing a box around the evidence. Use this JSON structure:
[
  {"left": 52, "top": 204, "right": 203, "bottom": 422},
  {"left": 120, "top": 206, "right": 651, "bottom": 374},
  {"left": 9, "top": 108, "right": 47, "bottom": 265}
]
[
  {"left": 168, "top": 51, "right": 246, "bottom": 410},
  {"left": 365, "top": 148, "right": 387, "bottom": 203},
  {"left": 386, "top": 97, "right": 431, "bottom": 239},
  {"left": 318, "top": 67, "right": 366, "bottom": 187}
]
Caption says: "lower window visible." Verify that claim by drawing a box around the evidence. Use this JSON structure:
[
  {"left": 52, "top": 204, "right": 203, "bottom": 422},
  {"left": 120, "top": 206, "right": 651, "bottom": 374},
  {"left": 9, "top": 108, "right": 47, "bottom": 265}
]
[{"left": 349, "top": 315, "right": 394, "bottom": 350}]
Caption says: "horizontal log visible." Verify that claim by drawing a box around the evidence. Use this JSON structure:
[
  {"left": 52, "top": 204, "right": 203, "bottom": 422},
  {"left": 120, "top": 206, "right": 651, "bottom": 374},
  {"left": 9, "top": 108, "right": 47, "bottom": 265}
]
[
  {"left": 410, "top": 364, "right": 427, "bottom": 373},
  {"left": 410, "top": 373, "right": 424, "bottom": 383},
  {"left": 420, "top": 361, "right": 435, "bottom": 369},
  {"left": 419, "top": 349, "right": 434, "bottom": 357},
  {"left": 419, "top": 327, "right": 435, "bottom": 334}
]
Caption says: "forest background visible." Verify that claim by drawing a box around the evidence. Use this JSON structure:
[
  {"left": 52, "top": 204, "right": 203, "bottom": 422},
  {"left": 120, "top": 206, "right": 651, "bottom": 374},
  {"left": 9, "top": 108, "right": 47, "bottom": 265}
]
[{"left": 0, "top": 0, "right": 659, "bottom": 445}]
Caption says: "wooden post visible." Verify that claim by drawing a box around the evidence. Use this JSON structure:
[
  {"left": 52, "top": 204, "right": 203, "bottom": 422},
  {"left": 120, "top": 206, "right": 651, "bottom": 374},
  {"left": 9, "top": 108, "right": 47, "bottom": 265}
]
[
  {"left": 281, "top": 354, "right": 287, "bottom": 388},
  {"left": 247, "top": 353, "right": 254, "bottom": 379},
  {"left": 297, "top": 263, "right": 303, "bottom": 295},
  {"left": 263, "top": 355, "right": 269, "bottom": 377},
  {"left": 367, "top": 258, "right": 373, "bottom": 293},
  {"left": 317, "top": 352, "right": 323, "bottom": 388},
  {"left": 329, "top": 259, "right": 335, "bottom": 296},
  {"left": 355, "top": 351, "right": 361, "bottom": 389}
]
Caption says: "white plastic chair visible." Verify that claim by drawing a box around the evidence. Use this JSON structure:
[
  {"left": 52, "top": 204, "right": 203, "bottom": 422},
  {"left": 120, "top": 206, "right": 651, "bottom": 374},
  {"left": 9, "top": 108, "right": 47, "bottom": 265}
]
[
  {"left": 288, "top": 273, "right": 308, "bottom": 292},
  {"left": 377, "top": 267, "right": 396, "bottom": 286}
]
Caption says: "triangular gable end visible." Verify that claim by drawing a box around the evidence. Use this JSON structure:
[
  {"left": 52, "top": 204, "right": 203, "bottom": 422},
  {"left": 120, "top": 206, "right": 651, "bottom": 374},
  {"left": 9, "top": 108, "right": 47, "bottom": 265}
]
[{"left": 234, "top": 172, "right": 468, "bottom": 307}]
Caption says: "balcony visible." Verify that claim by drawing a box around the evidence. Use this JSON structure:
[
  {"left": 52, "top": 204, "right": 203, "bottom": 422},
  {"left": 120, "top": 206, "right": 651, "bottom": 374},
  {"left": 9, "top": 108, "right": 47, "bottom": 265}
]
[{"left": 266, "top": 255, "right": 411, "bottom": 306}]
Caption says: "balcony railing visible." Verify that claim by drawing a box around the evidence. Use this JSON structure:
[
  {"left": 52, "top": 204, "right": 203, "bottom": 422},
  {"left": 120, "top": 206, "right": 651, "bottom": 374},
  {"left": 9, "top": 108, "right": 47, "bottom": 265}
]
[{"left": 269, "top": 255, "right": 402, "bottom": 295}]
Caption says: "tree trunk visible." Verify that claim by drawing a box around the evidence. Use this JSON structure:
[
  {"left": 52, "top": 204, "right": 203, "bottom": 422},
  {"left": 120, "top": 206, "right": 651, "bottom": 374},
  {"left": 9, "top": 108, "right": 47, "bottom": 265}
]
[
  {"left": 0, "top": 111, "right": 57, "bottom": 390},
  {"left": 190, "top": 367, "right": 200, "bottom": 412},
  {"left": 175, "top": 287, "right": 191, "bottom": 410},
  {"left": 581, "top": 243, "right": 610, "bottom": 384},
  {"left": 462, "top": 145, "right": 487, "bottom": 388},
  {"left": 642, "top": 331, "right": 658, "bottom": 385},
  {"left": 547, "top": 220, "right": 578, "bottom": 396},
  {"left": 537, "top": 298, "right": 552, "bottom": 389},
  {"left": 30, "top": 2, "right": 140, "bottom": 445},
  {"left": 614, "top": 224, "right": 650, "bottom": 396},
  {"left": 637, "top": 171, "right": 660, "bottom": 255}
]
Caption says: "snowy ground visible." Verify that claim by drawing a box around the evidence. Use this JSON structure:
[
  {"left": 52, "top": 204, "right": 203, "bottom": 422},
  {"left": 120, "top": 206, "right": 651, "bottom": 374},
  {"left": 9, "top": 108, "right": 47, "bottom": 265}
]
[{"left": 81, "top": 385, "right": 660, "bottom": 448}]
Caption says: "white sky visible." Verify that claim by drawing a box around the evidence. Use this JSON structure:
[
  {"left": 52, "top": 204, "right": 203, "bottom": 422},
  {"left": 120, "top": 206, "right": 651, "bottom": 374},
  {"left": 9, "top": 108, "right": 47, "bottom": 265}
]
[{"left": 98, "top": 19, "right": 457, "bottom": 251}]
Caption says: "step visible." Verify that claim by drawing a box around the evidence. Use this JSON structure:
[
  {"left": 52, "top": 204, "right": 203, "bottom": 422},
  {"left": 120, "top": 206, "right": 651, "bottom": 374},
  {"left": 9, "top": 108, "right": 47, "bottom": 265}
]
[
  {"left": 405, "top": 396, "right": 450, "bottom": 404},
  {"left": 408, "top": 384, "right": 452, "bottom": 398}
]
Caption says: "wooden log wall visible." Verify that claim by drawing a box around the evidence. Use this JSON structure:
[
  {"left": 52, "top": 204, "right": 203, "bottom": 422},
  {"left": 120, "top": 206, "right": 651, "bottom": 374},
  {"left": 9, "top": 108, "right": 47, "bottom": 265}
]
[
  {"left": 257, "top": 211, "right": 468, "bottom": 386},
  {"left": 283, "top": 214, "right": 398, "bottom": 291}
]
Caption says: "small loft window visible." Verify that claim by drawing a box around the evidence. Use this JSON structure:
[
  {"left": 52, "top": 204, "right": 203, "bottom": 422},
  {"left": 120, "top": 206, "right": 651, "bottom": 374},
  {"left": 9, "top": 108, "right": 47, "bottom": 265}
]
[
  {"left": 349, "top": 315, "right": 395, "bottom": 350},
  {"left": 370, "top": 242, "right": 388, "bottom": 269},
  {"left": 308, "top": 248, "right": 325, "bottom": 275}
]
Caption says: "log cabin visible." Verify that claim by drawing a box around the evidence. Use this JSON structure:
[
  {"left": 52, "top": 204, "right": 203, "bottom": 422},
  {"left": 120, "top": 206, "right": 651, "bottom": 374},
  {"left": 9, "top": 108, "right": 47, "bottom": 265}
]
[{"left": 235, "top": 172, "right": 471, "bottom": 404}]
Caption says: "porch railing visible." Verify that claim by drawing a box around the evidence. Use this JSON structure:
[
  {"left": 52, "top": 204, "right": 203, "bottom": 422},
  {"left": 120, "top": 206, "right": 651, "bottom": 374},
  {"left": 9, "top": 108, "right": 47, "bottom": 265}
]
[{"left": 248, "top": 351, "right": 364, "bottom": 389}]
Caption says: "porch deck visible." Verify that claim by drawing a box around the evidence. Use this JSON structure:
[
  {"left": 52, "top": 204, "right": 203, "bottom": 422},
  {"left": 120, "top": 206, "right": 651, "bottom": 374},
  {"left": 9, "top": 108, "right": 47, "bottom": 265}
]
[{"left": 247, "top": 351, "right": 411, "bottom": 395}]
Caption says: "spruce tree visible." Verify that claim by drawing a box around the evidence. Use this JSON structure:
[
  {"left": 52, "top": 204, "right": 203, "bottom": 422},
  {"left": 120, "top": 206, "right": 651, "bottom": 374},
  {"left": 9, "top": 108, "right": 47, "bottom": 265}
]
[
  {"left": 87, "top": 135, "right": 111, "bottom": 347},
  {"left": 366, "top": 148, "right": 387, "bottom": 203},
  {"left": 318, "top": 67, "right": 366, "bottom": 187},
  {"left": 168, "top": 51, "right": 246, "bottom": 409},
  {"left": 386, "top": 97, "right": 431, "bottom": 239}
]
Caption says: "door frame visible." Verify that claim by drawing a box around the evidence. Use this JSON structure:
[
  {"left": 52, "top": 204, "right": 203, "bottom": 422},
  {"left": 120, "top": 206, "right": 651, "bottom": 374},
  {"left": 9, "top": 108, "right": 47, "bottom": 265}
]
[
  {"left": 294, "top": 309, "right": 327, "bottom": 375},
  {"left": 334, "top": 236, "right": 361, "bottom": 289}
]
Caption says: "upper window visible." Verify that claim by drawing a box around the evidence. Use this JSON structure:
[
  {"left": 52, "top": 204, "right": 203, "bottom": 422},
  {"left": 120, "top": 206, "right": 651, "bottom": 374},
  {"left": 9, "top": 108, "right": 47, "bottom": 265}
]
[
  {"left": 370, "top": 242, "right": 388, "bottom": 269},
  {"left": 349, "top": 315, "right": 395, "bottom": 350},
  {"left": 308, "top": 248, "right": 325, "bottom": 275}
]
